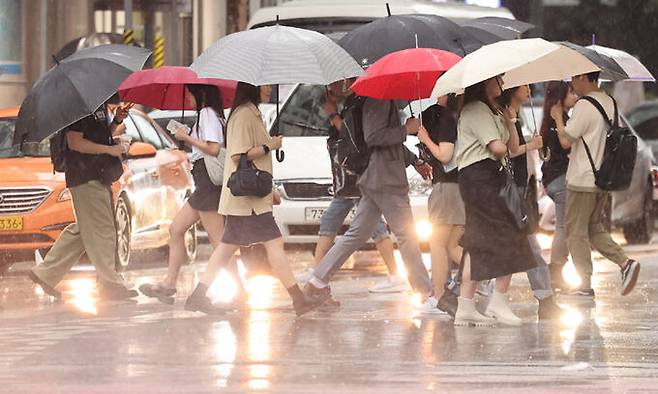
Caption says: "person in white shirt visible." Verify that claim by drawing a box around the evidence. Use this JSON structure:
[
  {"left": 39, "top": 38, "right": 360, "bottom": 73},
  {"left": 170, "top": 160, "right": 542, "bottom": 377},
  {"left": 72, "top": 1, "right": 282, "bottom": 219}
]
[
  {"left": 139, "top": 84, "right": 246, "bottom": 306},
  {"left": 550, "top": 71, "right": 640, "bottom": 298}
]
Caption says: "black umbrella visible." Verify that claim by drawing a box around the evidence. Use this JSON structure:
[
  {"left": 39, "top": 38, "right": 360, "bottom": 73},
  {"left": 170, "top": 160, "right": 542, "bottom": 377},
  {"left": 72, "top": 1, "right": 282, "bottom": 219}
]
[
  {"left": 558, "top": 41, "right": 629, "bottom": 81},
  {"left": 461, "top": 17, "right": 535, "bottom": 41},
  {"left": 14, "top": 44, "right": 151, "bottom": 144},
  {"left": 338, "top": 14, "right": 484, "bottom": 68}
]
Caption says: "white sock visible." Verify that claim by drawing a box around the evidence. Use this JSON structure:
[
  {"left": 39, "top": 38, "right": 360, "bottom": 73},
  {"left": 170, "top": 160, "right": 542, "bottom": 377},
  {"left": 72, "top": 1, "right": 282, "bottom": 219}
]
[{"left": 309, "top": 276, "right": 328, "bottom": 289}]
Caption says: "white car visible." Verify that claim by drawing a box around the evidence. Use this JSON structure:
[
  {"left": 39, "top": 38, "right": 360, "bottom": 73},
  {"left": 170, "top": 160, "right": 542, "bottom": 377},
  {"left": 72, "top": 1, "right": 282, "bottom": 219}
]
[{"left": 269, "top": 84, "right": 433, "bottom": 246}]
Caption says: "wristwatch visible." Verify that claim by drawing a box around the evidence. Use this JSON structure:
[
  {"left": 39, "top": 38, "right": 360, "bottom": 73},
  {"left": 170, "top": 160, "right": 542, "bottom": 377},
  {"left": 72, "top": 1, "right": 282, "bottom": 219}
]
[
  {"left": 112, "top": 117, "right": 123, "bottom": 125},
  {"left": 262, "top": 144, "right": 271, "bottom": 153}
]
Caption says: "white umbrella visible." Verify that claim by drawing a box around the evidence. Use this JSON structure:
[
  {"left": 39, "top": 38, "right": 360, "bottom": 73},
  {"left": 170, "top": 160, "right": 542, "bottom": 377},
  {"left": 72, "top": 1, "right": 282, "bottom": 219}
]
[
  {"left": 587, "top": 44, "right": 655, "bottom": 82},
  {"left": 191, "top": 25, "right": 364, "bottom": 85},
  {"left": 431, "top": 38, "right": 600, "bottom": 98}
]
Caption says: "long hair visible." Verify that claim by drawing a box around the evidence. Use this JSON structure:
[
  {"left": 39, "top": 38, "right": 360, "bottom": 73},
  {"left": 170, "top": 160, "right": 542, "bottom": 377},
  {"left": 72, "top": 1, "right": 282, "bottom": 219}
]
[
  {"left": 228, "top": 82, "right": 261, "bottom": 123},
  {"left": 539, "top": 81, "right": 571, "bottom": 140},
  {"left": 497, "top": 86, "right": 522, "bottom": 109},
  {"left": 462, "top": 79, "right": 500, "bottom": 115},
  {"left": 187, "top": 84, "right": 226, "bottom": 142}
]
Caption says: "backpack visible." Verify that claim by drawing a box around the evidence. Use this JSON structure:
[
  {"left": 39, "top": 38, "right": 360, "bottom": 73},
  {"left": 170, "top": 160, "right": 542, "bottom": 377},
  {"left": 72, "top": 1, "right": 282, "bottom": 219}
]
[
  {"left": 579, "top": 95, "right": 637, "bottom": 191},
  {"left": 336, "top": 95, "right": 369, "bottom": 175},
  {"left": 50, "top": 130, "right": 68, "bottom": 173}
]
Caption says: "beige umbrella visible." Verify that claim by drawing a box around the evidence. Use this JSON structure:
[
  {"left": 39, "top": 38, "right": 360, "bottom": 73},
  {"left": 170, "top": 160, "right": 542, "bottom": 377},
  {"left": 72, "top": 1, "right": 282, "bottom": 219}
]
[{"left": 431, "top": 38, "right": 600, "bottom": 97}]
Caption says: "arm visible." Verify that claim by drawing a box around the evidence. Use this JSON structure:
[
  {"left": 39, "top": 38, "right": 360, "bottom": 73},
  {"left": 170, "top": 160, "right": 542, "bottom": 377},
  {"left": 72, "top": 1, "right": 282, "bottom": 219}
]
[
  {"left": 488, "top": 140, "right": 509, "bottom": 159},
  {"left": 109, "top": 103, "right": 132, "bottom": 137},
  {"left": 232, "top": 139, "right": 280, "bottom": 163},
  {"left": 362, "top": 99, "right": 406, "bottom": 148},
  {"left": 67, "top": 131, "right": 123, "bottom": 158},
  {"left": 176, "top": 132, "right": 221, "bottom": 156},
  {"left": 417, "top": 128, "right": 455, "bottom": 165}
]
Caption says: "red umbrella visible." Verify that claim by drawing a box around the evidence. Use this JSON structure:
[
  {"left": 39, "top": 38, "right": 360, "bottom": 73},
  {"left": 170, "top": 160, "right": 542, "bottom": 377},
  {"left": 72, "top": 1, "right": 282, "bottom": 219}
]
[
  {"left": 118, "top": 66, "right": 237, "bottom": 109},
  {"left": 351, "top": 48, "right": 461, "bottom": 100}
]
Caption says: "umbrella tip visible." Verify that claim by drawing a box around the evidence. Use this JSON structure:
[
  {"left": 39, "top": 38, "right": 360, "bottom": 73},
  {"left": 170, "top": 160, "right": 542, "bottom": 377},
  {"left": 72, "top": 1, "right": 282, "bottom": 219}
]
[
  {"left": 591, "top": 33, "right": 596, "bottom": 46},
  {"left": 276, "top": 14, "right": 279, "bottom": 24},
  {"left": 386, "top": 3, "right": 391, "bottom": 16}
]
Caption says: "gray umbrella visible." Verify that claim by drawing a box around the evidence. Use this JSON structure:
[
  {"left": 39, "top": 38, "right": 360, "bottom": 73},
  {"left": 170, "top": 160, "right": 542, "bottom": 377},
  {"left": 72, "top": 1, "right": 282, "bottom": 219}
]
[
  {"left": 462, "top": 17, "right": 535, "bottom": 41},
  {"left": 191, "top": 25, "right": 364, "bottom": 85},
  {"left": 559, "top": 42, "right": 629, "bottom": 81},
  {"left": 14, "top": 44, "right": 151, "bottom": 143}
]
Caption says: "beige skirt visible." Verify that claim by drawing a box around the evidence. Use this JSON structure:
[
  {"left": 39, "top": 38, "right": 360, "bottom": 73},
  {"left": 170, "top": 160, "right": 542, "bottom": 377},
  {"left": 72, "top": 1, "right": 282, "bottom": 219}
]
[{"left": 428, "top": 182, "right": 465, "bottom": 226}]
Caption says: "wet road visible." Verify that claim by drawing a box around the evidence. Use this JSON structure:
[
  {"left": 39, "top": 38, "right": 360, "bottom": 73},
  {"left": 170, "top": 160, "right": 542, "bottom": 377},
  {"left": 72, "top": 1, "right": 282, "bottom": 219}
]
[{"left": 1, "top": 242, "right": 658, "bottom": 393}]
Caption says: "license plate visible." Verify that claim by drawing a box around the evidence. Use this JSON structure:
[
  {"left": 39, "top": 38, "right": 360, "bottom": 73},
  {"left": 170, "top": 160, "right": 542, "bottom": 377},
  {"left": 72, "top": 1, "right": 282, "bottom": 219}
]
[
  {"left": 304, "top": 207, "right": 356, "bottom": 223},
  {"left": 0, "top": 216, "right": 23, "bottom": 231}
]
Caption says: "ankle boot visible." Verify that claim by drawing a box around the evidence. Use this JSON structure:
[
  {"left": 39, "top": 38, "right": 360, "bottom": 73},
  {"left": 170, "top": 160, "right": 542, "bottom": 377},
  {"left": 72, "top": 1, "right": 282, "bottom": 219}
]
[
  {"left": 454, "top": 297, "right": 496, "bottom": 327},
  {"left": 485, "top": 291, "right": 522, "bottom": 326}
]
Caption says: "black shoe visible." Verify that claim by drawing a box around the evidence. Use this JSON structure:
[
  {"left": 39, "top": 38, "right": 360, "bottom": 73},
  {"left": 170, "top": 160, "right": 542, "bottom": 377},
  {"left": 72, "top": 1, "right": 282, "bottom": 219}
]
[
  {"left": 621, "top": 260, "right": 641, "bottom": 296},
  {"left": 28, "top": 270, "right": 61, "bottom": 299},
  {"left": 549, "top": 264, "right": 567, "bottom": 291},
  {"left": 538, "top": 296, "right": 565, "bottom": 320},
  {"left": 98, "top": 285, "right": 138, "bottom": 300},
  {"left": 184, "top": 295, "right": 227, "bottom": 315},
  {"left": 296, "top": 284, "right": 332, "bottom": 316},
  {"left": 139, "top": 283, "right": 176, "bottom": 305},
  {"left": 437, "top": 291, "right": 458, "bottom": 318}
]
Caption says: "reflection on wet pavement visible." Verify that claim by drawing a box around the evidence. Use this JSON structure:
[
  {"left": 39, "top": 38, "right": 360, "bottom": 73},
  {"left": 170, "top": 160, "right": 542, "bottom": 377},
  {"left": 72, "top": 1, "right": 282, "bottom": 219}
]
[{"left": 1, "top": 247, "right": 658, "bottom": 393}]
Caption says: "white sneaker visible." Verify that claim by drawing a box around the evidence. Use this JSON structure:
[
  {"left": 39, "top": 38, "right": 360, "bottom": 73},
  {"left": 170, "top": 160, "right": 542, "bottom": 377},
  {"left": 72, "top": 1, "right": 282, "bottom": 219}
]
[
  {"left": 368, "top": 275, "right": 409, "bottom": 293},
  {"left": 295, "top": 267, "right": 315, "bottom": 284},
  {"left": 414, "top": 296, "right": 446, "bottom": 315},
  {"left": 484, "top": 291, "right": 523, "bottom": 326},
  {"left": 454, "top": 297, "right": 496, "bottom": 327}
]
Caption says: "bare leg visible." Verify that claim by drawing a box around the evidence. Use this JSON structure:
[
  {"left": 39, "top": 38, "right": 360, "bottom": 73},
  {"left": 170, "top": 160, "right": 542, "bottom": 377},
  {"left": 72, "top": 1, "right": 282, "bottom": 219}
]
[
  {"left": 429, "top": 225, "right": 452, "bottom": 299},
  {"left": 447, "top": 226, "right": 464, "bottom": 267},
  {"left": 199, "top": 242, "right": 240, "bottom": 287},
  {"left": 199, "top": 212, "right": 247, "bottom": 296},
  {"left": 495, "top": 274, "right": 512, "bottom": 294},
  {"left": 263, "top": 237, "right": 296, "bottom": 290},
  {"left": 162, "top": 203, "right": 200, "bottom": 288},
  {"left": 459, "top": 253, "right": 477, "bottom": 299},
  {"left": 375, "top": 237, "right": 398, "bottom": 275}
]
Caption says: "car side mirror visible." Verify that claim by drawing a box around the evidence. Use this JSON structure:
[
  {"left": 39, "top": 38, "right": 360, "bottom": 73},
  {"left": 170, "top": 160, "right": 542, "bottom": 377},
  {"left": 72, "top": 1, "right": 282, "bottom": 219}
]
[{"left": 126, "top": 142, "right": 156, "bottom": 159}]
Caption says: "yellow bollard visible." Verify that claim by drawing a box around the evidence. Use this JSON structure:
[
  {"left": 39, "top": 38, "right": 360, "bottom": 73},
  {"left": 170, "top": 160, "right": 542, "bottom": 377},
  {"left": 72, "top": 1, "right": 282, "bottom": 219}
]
[
  {"left": 153, "top": 35, "right": 165, "bottom": 68},
  {"left": 123, "top": 29, "right": 135, "bottom": 45}
]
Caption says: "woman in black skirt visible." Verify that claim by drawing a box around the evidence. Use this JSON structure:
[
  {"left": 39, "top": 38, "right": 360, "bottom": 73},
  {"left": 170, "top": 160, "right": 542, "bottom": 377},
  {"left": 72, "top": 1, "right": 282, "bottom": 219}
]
[
  {"left": 185, "top": 82, "right": 328, "bottom": 316},
  {"left": 139, "top": 84, "right": 245, "bottom": 305},
  {"left": 454, "top": 76, "right": 535, "bottom": 327}
]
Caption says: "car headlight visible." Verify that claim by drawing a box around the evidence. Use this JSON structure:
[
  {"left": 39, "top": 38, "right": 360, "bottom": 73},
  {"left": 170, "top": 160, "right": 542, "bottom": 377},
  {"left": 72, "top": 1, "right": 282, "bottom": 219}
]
[
  {"left": 408, "top": 177, "right": 433, "bottom": 196},
  {"left": 57, "top": 188, "right": 71, "bottom": 202}
]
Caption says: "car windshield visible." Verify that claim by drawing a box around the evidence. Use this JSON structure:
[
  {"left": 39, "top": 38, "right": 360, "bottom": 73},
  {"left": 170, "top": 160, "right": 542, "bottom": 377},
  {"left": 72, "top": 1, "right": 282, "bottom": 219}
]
[{"left": 0, "top": 117, "right": 50, "bottom": 158}]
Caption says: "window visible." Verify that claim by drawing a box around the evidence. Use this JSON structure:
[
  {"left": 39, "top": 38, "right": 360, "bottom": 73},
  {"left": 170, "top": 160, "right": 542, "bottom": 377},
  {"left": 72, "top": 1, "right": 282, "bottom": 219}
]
[
  {"left": 130, "top": 113, "right": 164, "bottom": 150},
  {"left": 276, "top": 84, "right": 332, "bottom": 137},
  {"left": 123, "top": 116, "right": 143, "bottom": 143}
]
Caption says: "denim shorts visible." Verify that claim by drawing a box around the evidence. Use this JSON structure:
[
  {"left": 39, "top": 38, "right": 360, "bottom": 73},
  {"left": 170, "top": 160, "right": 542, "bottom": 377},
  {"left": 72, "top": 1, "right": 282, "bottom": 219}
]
[{"left": 318, "top": 196, "right": 389, "bottom": 242}]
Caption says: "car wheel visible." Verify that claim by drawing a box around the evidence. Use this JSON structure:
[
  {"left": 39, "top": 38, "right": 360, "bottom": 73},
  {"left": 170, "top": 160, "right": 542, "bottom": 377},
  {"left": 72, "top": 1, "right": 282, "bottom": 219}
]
[
  {"left": 115, "top": 196, "right": 132, "bottom": 271},
  {"left": 184, "top": 222, "right": 198, "bottom": 262},
  {"left": 623, "top": 184, "right": 654, "bottom": 244}
]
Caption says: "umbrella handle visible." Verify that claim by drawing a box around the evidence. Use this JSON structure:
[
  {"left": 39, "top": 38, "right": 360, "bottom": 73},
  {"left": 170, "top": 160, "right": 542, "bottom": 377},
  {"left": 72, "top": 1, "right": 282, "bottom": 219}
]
[{"left": 276, "top": 149, "right": 285, "bottom": 162}]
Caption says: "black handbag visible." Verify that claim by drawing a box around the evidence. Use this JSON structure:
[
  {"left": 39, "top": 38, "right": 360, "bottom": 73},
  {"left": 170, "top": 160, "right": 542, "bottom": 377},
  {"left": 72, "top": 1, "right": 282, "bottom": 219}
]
[
  {"left": 227, "top": 154, "right": 273, "bottom": 198},
  {"left": 499, "top": 160, "right": 528, "bottom": 231}
]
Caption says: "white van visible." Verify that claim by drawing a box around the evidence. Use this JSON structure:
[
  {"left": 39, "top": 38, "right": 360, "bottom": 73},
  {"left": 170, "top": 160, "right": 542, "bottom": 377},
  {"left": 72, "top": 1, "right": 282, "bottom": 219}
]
[{"left": 250, "top": 1, "right": 516, "bottom": 246}]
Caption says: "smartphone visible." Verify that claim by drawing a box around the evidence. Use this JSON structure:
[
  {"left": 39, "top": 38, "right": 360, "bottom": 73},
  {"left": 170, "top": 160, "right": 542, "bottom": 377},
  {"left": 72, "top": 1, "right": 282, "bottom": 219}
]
[{"left": 166, "top": 119, "right": 190, "bottom": 134}]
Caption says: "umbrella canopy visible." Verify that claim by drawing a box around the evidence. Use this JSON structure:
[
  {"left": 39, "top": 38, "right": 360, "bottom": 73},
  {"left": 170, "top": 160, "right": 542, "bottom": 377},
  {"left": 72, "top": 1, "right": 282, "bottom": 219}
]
[
  {"left": 55, "top": 33, "right": 140, "bottom": 62},
  {"left": 461, "top": 17, "right": 535, "bottom": 41},
  {"left": 587, "top": 44, "right": 655, "bottom": 82},
  {"left": 431, "top": 38, "right": 600, "bottom": 98},
  {"left": 191, "top": 25, "right": 364, "bottom": 85},
  {"left": 559, "top": 42, "right": 628, "bottom": 81},
  {"left": 338, "top": 14, "right": 483, "bottom": 68},
  {"left": 118, "top": 66, "right": 237, "bottom": 110},
  {"left": 14, "top": 44, "right": 151, "bottom": 143},
  {"left": 351, "top": 48, "right": 461, "bottom": 100}
]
